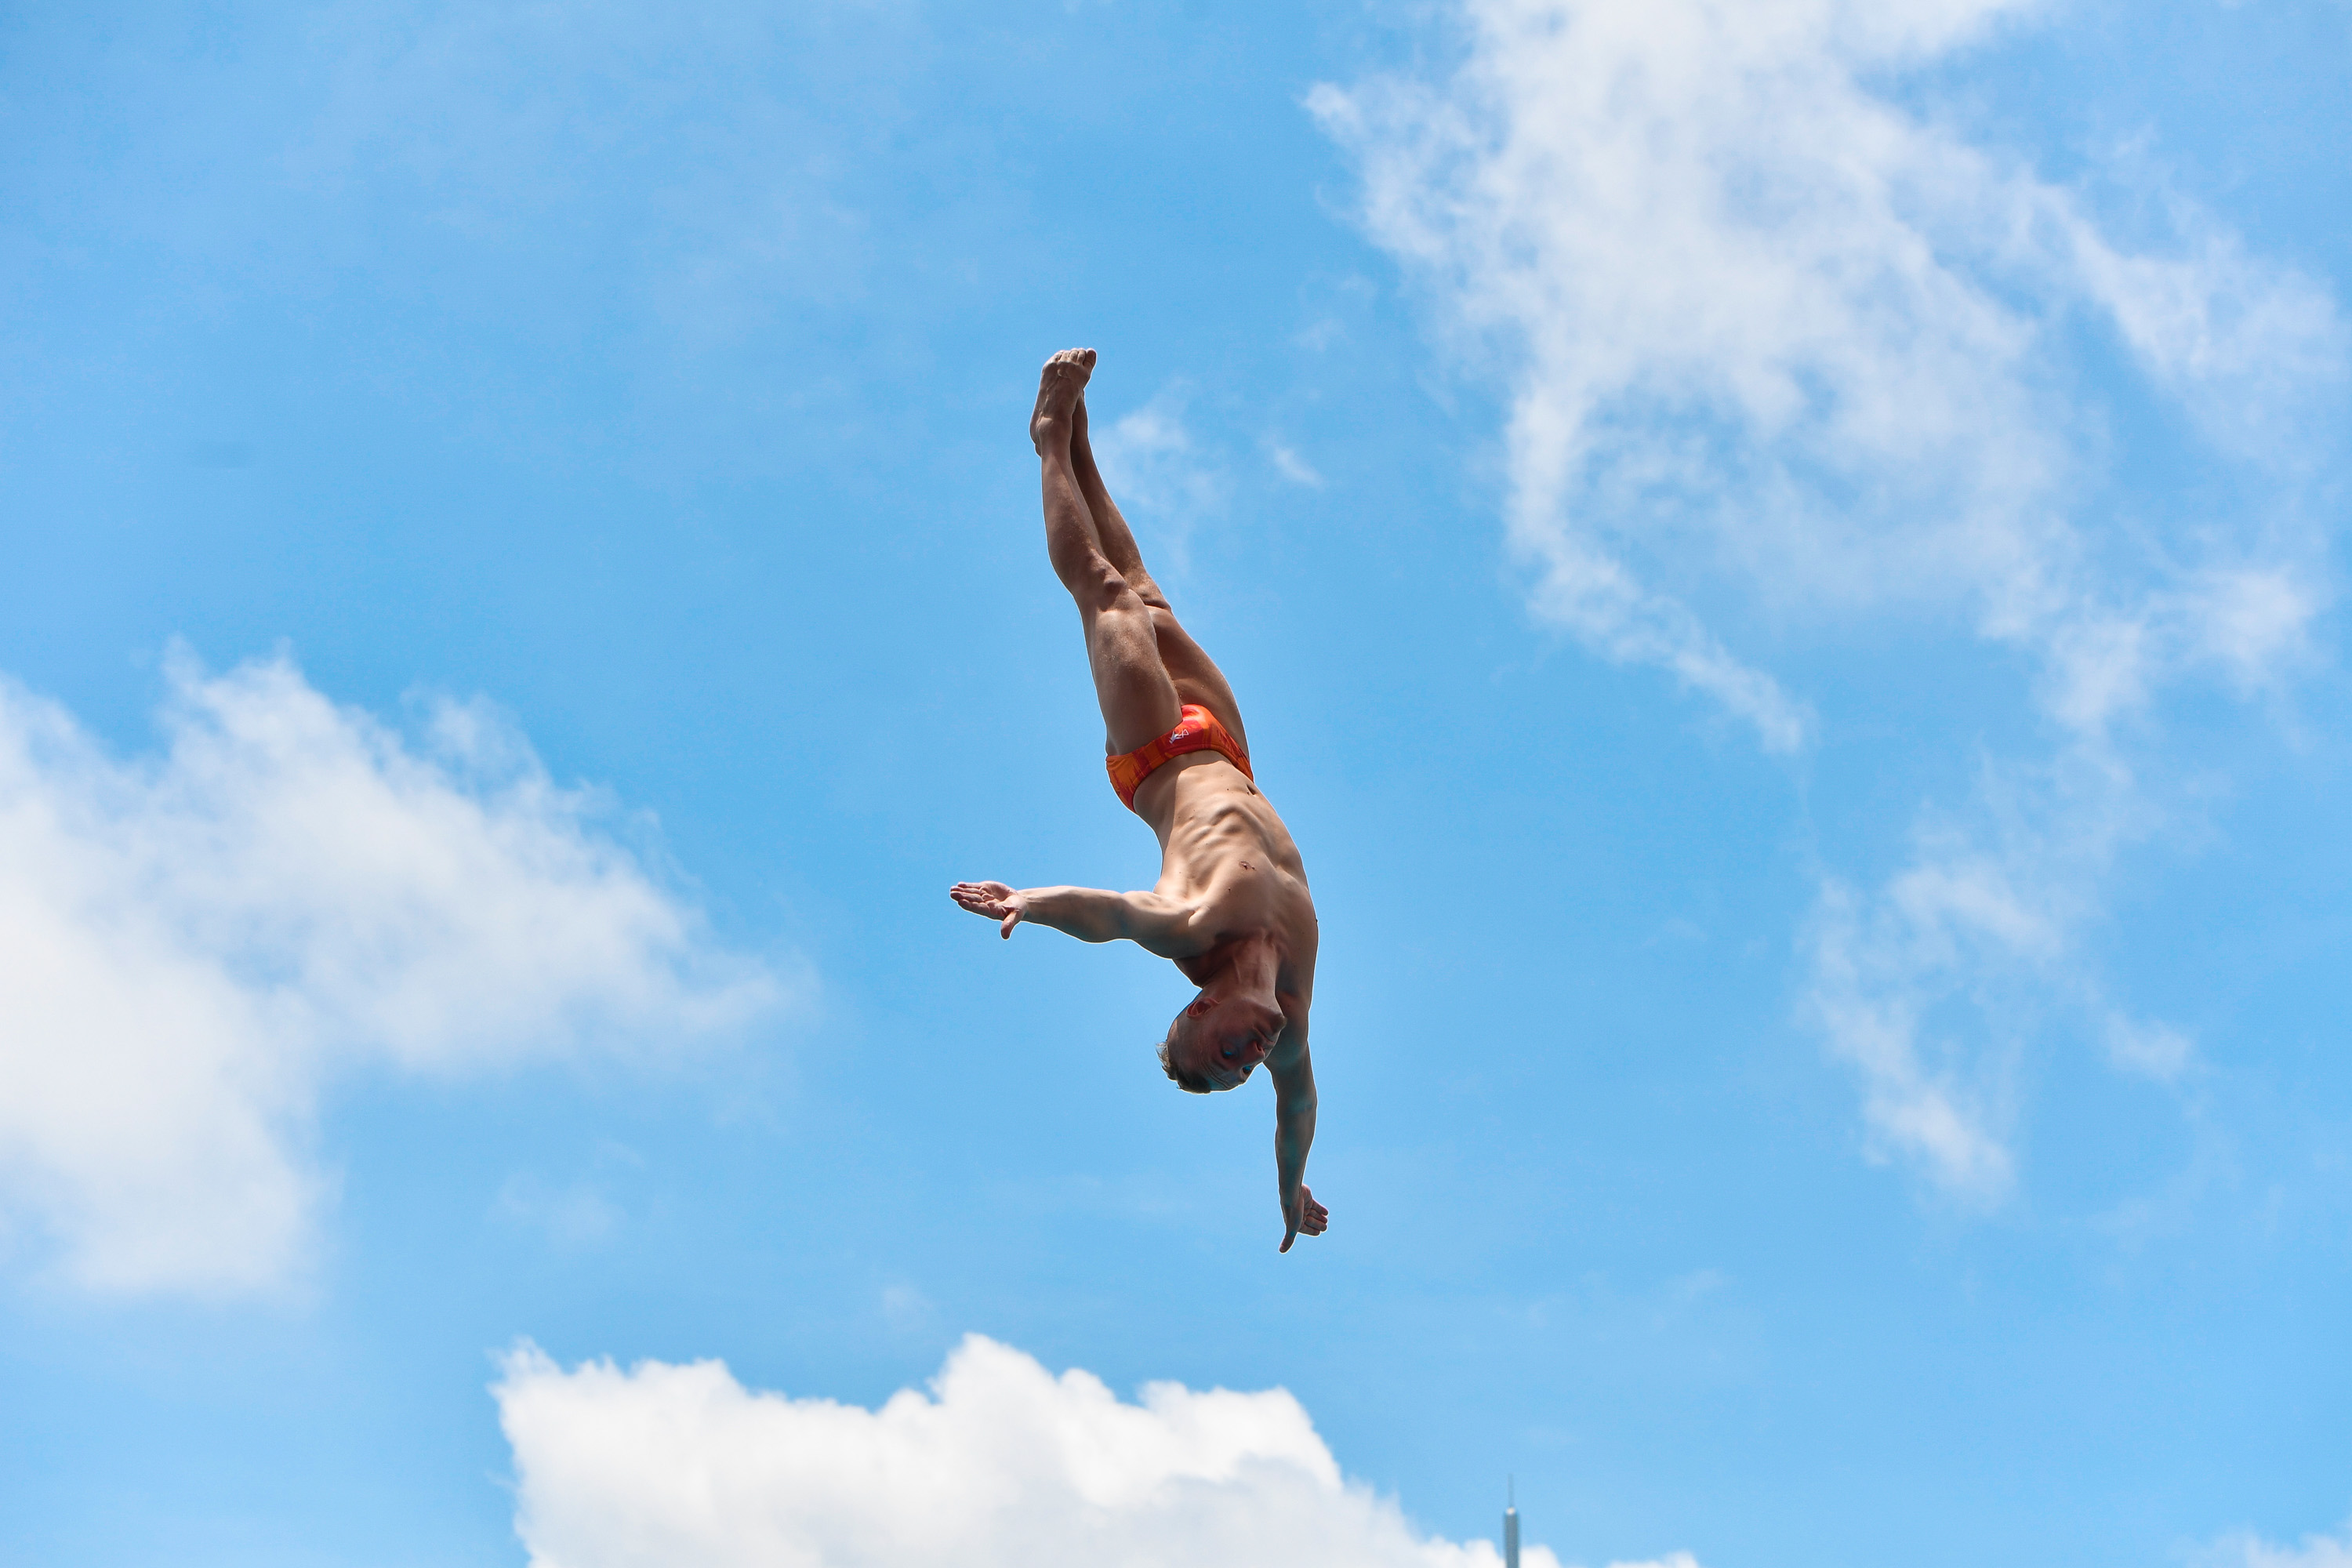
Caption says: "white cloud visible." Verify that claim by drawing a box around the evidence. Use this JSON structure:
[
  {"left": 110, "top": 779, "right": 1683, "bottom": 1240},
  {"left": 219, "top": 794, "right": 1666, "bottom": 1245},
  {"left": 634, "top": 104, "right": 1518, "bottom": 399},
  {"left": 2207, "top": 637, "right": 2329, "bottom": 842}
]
[
  {"left": 1269, "top": 441, "right": 1327, "bottom": 488},
  {"left": 495, "top": 1174, "right": 626, "bottom": 1250},
  {"left": 1310, "top": 0, "right": 2336, "bottom": 728},
  {"left": 2198, "top": 1519, "right": 2352, "bottom": 1568},
  {"left": 495, "top": 1145, "right": 648, "bottom": 1250},
  {"left": 1089, "top": 385, "right": 1226, "bottom": 573},
  {"left": 496, "top": 1333, "right": 1650, "bottom": 1568},
  {"left": 1798, "top": 735, "right": 2150, "bottom": 1194},
  {"left": 0, "top": 650, "right": 783, "bottom": 1295},
  {"left": 1805, "top": 877, "right": 2020, "bottom": 1200},
  {"left": 1312, "top": 0, "right": 2341, "bottom": 1194},
  {"left": 2102, "top": 1013, "right": 2194, "bottom": 1083},
  {"left": 878, "top": 1282, "right": 935, "bottom": 1333}
]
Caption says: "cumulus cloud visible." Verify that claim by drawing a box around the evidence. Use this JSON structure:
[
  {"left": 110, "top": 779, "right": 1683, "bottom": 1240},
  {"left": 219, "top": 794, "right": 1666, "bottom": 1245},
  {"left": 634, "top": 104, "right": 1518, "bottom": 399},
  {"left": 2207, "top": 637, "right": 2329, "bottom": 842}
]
[
  {"left": 496, "top": 1332, "right": 1653, "bottom": 1568},
  {"left": 1312, "top": 0, "right": 2342, "bottom": 1193},
  {"left": 0, "top": 651, "right": 782, "bottom": 1295}
]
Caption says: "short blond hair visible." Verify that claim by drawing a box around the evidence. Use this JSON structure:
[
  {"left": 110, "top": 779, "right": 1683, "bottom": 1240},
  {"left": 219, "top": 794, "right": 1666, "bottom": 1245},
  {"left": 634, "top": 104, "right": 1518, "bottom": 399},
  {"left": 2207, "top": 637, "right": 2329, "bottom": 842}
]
[{"left": 1157, "top": 1021, "right": 1211, "bottom": 1094}]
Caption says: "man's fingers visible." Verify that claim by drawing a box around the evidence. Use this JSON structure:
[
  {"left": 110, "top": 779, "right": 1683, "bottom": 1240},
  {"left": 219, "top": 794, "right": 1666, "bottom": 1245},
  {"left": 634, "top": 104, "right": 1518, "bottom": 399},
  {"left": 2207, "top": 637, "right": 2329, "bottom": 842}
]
[
  {"left": 1000, "top": 910, "right": 1021, "bottom": 938},
  {"left": 951, "top": 885, "right": 1013, "bottom": 921},
  {"left": 1279, "top": 1229, "right": 1295, "bottom": 1253},
  {"left": 1291, "top": 1189, "right": 1328, "bottom": 1239}
]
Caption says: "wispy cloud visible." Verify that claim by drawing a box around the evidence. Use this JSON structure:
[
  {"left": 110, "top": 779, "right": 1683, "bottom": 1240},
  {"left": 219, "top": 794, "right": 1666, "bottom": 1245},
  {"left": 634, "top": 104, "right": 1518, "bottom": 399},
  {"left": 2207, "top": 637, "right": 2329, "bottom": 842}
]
[
  {"left": 291, "top": 2, "right": 877, "bottom": 309},
  {"left": 1088, "top": 384, "right": 1226, "bottom": 573},
  {"left": 494, "top": 1145, "right": 649, "bottom": 1251},
  {"left": 495, "top": 1333, "right": 1631, "bottom": 1568},
  {"left": 1268, "top": 441, "right": 1327, "bottom": 488},
  {"left": 0, "top": 651, "right": 787, "bottom": 1295},
  {"left": 2196, "top": 1517, "right": 2352, "bottom": 1568},
  {"left": 1313, "top": 0, "right": 2343, "bottom": 1194},
  {"left": 494, "top": 1174, "right": 626, "bottom": 1250}
]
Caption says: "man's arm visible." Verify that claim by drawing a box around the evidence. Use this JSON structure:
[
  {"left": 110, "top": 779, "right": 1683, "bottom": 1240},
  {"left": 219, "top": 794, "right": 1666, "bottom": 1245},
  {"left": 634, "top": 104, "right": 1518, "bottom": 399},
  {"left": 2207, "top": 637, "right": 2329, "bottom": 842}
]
[
  {"left": 949, "top": 880, "right": 1202, "bottom": 956},
  {"left": 1270, "top": 1043, "right": 1326, "bottom": 1253}
]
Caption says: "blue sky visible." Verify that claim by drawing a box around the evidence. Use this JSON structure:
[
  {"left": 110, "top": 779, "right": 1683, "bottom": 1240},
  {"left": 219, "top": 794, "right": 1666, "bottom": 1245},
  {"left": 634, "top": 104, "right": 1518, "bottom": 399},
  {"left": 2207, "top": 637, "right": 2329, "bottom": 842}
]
[{"left": 2, "top": 2, "right": 2348, "bottom": 1566}]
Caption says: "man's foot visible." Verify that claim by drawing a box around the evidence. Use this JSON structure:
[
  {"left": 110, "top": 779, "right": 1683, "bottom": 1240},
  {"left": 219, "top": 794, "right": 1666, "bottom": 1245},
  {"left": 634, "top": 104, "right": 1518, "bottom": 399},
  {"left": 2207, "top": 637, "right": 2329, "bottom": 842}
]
[{"left": 1029, "top": 347, "right": 1097, "bottom": 455}]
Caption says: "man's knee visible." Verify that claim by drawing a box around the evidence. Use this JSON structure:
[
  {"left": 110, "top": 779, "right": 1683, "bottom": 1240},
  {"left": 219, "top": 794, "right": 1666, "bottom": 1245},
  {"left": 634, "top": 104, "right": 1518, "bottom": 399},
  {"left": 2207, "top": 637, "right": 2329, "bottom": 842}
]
[
  {"left": 1059, "top": 550, "right": 1132, "bottom": 613},
  {"left": 1083, "top": 577, "right": 1163, "bottom": 638},
  {"left": 1099, "top": 584, "right": 1157, "bottom": 634},
  {"left": 1127, "top": 571, "right": 1172, "bottom": 613}
]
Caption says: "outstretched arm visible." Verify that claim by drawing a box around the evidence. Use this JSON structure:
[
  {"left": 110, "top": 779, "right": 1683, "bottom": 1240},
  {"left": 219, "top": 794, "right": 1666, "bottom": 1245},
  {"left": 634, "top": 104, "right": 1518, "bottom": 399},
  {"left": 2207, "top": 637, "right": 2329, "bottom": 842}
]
[
  {"left": 949, "top": 880, "right": 1201, "bottom": 956},
  {"left": 1271, "top": 1045, "right": 1326, "bottom": 1253}
]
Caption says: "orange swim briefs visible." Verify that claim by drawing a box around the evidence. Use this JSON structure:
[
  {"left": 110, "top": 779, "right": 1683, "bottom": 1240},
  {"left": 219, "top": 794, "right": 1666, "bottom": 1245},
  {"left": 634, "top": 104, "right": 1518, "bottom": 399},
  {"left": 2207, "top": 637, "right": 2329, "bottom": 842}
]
[{"left": 1106, "top": 703, "right": 1252, "bottom": 811}]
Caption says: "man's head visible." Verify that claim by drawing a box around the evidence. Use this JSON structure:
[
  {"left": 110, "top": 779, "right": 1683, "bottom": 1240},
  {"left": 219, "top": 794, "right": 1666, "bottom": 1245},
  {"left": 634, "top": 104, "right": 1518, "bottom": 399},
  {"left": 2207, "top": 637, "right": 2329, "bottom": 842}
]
[{"left": 1157, "top": 988, "right": 1283, "bottom": 1094}]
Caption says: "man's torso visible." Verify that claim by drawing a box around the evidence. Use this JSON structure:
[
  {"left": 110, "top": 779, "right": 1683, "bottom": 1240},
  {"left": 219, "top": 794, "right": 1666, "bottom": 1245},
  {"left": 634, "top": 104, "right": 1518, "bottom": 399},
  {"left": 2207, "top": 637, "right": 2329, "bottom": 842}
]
[{"left": 1134, "top": 753, "right": 1317, "bottom": 1009}]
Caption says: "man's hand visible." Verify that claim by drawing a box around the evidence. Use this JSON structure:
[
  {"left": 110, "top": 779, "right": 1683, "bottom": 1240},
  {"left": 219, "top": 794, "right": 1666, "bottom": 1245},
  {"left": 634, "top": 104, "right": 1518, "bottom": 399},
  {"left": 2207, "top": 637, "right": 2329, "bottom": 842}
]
[
  {"left": 950, "top": 881, "right": 1029, "bottom": 938},
  {"left": 1279, "top": 1185, "right": 1328, "bottom": 1253}
]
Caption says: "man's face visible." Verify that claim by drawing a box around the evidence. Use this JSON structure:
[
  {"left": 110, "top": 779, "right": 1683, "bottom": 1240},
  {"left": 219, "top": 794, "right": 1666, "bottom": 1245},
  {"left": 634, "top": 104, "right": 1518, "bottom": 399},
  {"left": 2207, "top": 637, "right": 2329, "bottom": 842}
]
[{"left": 1174, "top": 996, "right": 1283, "bottom": 1091}]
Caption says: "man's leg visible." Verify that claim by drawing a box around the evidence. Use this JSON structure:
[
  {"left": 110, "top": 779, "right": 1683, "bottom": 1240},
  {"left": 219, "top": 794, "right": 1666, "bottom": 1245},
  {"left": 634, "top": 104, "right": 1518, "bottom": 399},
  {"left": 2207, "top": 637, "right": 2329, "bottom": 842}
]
[
  {"left": 1069, "top": 395, "right": 1251, "bottom": 753},
  {"left": 1031, "top": 350, "right": 1183, "bottom": 756}
]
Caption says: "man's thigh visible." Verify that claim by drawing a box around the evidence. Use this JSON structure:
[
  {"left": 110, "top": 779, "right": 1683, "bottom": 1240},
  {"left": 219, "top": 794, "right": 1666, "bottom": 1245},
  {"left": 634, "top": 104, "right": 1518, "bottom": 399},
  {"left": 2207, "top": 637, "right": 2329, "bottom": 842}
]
[
  {"left": 1085, "top": 592, "right": 1185, "bottom": 755},
  {"left": 1149, "top": 608, "right": 1249, "bottom": 753}
]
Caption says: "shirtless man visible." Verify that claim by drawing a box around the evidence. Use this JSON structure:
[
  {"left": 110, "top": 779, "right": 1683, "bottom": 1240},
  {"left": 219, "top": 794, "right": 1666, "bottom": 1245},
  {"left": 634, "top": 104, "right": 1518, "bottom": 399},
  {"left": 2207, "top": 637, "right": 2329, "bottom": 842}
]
[{"left": 951, "top": 347, "right": 1328, "bottom": 1253}]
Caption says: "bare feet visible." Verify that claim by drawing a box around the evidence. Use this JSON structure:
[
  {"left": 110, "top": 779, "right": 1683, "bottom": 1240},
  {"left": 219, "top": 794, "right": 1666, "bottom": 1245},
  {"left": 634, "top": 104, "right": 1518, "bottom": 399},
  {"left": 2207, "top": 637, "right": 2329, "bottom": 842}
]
[{"left": 1029, "top": 347, "right": 1097, "bottom": 455}]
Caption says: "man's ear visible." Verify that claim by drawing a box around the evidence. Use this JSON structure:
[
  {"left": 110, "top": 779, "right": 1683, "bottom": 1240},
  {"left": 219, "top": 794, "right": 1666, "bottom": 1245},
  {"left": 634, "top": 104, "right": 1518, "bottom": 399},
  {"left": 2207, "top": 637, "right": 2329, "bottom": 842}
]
[{"left": 1186, "top": 994, "right": 1217, "bottom": 1018}]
